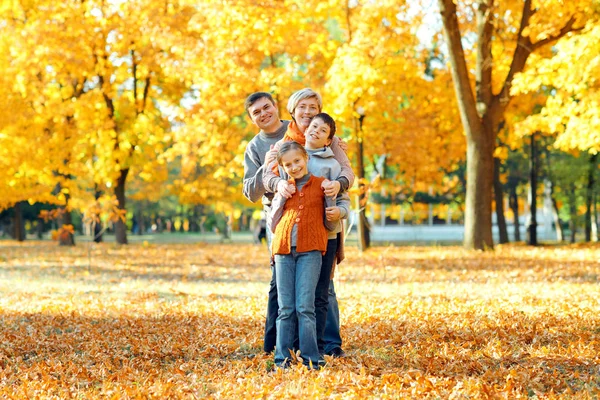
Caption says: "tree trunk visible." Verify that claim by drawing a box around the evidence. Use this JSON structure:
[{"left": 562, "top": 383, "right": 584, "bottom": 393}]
[
  {"left": 509, "top": 186, "right": 521, "bottom": 241},
  {"left": 136, "top": 205, "right": 145, "bottom": 235},
  {"left": 189, "top": 205, "right": 201, "bottom": 232},
  {"left": 356, "top": 114, "right": 370, "bottom": 251},
  {"left": 526, "top": 133, "right": 538, "bottom": 245},
  {"left": 114, "top": 168, "right": 129, "bottom": 244},
  {"left": 36, "top": 219, "right": 44, "bottom": 239},
  {"left": 58, "top": 204, "right": 75, "bottom": 246},
  {"left": 592, "top": 189, "right": 598, "bottom": 242},
  {"left": 543, "top": 148, "right": 564, "bottom": 241},
  {"left": 551, "top": 196, "right": 564, "bottom": 242},
  {"left": 439, "top": 0, "right": 495, "bottom": 250},
  {"left": 568, "top": 184, "right": 577, "bottom": 243},
  {"left": 584, "top": 153, "right": 597, "bottom": 242},
  {"left": 93, "top": 186, "right": 103, "bottom": 243},
  {"left": 494, "top": 157, "right": 509, "bottom": 243},
  {"left": 13, "top": 202, "right": 26, "bottom": 242},
  {"left": 464, "top": 136, "right": 495, "bottom": 249}
]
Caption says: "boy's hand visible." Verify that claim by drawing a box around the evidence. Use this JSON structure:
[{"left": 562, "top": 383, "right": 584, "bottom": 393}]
[
  {"left": 322, "top": 180, "right": 340, "bottom": 197},
  {"left": 264, "top": 145, "right": 277, "bottom": 166},
  {"left": 325, "top": 206, "right": 341, "bottom": 221},
  {"left": 338, "top": 139, "right": 348, "bottom": 152},
  {"left": 277, "top": 180, "right": 296, "bottom": 198}
]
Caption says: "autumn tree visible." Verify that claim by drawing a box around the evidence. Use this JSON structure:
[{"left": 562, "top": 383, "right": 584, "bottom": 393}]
[
  {"left": 437, "top": 0, "right": 592, "bottom": 249},
  {"left": 512, "top": 21, "right": 600, "bottom": 241}
]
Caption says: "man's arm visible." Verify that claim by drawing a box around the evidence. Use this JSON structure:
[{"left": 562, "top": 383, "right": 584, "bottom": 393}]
[
  {"left": 267, "top": 193, "right": 286, "bottom": 233},
  {"left": 335, "top": 192, "right": 351, "bottom": 220},
  {"left": 242, "top": 146, "right": 265, "bottom": 203}
]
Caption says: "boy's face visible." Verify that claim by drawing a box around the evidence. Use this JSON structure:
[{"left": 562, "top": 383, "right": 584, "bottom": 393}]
[
  {"left": 280, "top": 149, "right": 308, "bottom": 180},
  {"left": 305, "top": 117, "right": 332, "bottom": 149},
  {"left": 248, "top": 97, "right": 280, "bottom": 133}
]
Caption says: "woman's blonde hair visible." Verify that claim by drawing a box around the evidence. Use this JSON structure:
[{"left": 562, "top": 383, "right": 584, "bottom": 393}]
[{"left": 286, "top": 88, "right": 322, "bottom": 116}]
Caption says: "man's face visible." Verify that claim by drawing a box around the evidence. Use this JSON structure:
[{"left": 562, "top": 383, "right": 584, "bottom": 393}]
[{"left": 248, "top": 97, "right": 280, "bottom": 133}]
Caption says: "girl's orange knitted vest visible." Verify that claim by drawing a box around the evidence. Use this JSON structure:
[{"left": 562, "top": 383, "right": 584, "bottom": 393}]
[{"left": 271, "top": 175, "right": 328, "bottom": 255}]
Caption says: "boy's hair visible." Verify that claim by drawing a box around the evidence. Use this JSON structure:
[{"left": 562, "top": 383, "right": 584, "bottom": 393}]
[
  {"left": 277, "top": 141, "right": 308, "bottom": 166},
  {"left": 286, "top": 88, "right": 322, "bottom": 116},
  {"left": 312, "top": 112, "right": 336, "bottom": 139},
  {"left": 244, "top": 92, "right": 275, "bottom": 116}
]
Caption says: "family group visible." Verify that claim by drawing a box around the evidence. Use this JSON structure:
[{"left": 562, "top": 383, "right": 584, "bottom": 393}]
[{"left": 242, "top": 88, "right": 355, "bottom": 369}]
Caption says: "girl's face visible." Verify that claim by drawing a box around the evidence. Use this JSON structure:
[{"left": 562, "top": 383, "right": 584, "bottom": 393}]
[
  {"left": 280, "top": 149, "right": 308, "bottom": 180},
  {"left": 293, "top": 97, "right": 320, "bottom": 132},
  {"left": 305, "top": 117, "right": 331, "bottom": 149}
]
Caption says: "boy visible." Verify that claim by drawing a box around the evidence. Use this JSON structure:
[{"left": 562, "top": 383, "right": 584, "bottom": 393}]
[{"left": 277, "top": 113, "right": 349, "bottom": 356}]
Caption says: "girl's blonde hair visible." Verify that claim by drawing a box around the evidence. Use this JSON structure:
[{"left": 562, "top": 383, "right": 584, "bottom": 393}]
[{"left": 277, "top": 141, "right": 308, "bottom": 165}]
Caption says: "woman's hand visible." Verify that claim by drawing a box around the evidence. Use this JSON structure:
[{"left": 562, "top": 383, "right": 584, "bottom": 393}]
[
  {"left": 322, "top": 179, "right": 341, "bottom": 198},
  {"left": 277, "top": 180, "right": 296, "bottom": 199},
  {"left": 338, "top": 139, "right": 348, "bottom": 153},
  {"left": 325, "top": 206, "right": 341, "bottom": 221}
]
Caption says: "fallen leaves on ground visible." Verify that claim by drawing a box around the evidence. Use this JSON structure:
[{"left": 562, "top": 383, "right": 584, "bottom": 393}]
[{"left": 0, "top": 241, "right": 598, "bottom": 399}]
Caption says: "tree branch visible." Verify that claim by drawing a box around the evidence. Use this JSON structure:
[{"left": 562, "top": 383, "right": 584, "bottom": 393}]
[
  {"left": 438, "top": 0, "right": 482, "bottom": 140},
  {"left": 531, "top": 16, "right": 584, "bottom": 51},
  {"left": 476, "top": 0, "right": 495, "bottom": 117}
]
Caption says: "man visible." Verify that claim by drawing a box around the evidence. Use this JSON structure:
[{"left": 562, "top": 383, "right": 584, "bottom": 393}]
[{"left": 242, "top": 92, "right": 289, "bottom": 353}]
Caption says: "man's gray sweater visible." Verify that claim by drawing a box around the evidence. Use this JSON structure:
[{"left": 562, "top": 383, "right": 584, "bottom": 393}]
[{"left": 242, "top": 120, "right": 290, "bottom": 207}]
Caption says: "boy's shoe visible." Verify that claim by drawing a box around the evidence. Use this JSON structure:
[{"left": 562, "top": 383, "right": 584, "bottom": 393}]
[{"left": 325, "top": 347, "right": 346, "bottom": 358}]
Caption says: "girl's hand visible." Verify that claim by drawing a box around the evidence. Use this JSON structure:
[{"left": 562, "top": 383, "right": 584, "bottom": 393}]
[
  {"left": 277, "top": 180, "right": 296, "bottom": 199},
  {"left": 322, "top": 180, "right": 341, "bottom": 198},
  {"left": 326, "top": 206, "right": 341, "bottom": 221},
  {"left": 338, "top": 139, "right": 348, "bottom": 153}
]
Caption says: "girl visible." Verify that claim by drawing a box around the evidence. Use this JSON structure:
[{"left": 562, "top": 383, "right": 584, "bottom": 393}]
[{"left": 268, "top": 141, "right": 336, "bottom": 369}]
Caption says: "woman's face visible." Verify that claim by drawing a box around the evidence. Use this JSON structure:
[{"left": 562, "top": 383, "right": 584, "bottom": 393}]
[
  {"left": 293, "top": 97, "right": 320, "bottom": 132},
  {"left": 280, "top": 149, "right": 308, "bottom": 180}
]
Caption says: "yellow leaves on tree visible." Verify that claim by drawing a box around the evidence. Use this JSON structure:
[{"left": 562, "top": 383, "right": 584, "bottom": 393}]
[{"left": 512, "top": 23, "right": 600, "bottom": 154}]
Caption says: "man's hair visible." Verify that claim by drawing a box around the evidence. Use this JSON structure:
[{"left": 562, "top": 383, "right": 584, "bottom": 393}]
[
  {"left": 312, "top": 112, "right": 337, "bottom": 139},
  {"left": 244, "top": 92, "right": 275, "bottom": 116},
  {"left": 277, "top": 141, "right": 308, "bottom": 166},
  {"left": 286, "top": 88, "right": 322, "bottom": 116}
]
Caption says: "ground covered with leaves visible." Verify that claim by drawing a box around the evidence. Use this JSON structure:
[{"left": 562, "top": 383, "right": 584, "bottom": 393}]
[{"left": 0, "top": 241, "right": 598, "bottom": 399}]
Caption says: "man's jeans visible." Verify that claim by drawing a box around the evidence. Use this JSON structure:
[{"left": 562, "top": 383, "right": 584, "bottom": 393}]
[
  {"left": 323, "top": 280, "right": 343, "bottom": 354},
  {"left": 263, "top": 223, "right": 278, "bottom": 353},
  {"left": 264, "top": 266, "right": 278, "bottom": 353},
  {"left": 274, "top": 249, "right": 322, "bottom": 367},
  {"left": 315, "top": 239, "right": 337, "bottom": 353}
]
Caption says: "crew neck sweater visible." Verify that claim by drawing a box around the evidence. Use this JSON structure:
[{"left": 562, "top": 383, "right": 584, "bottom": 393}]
[{"left": 271, "top": 174, "right": 335, "bottom": 255}]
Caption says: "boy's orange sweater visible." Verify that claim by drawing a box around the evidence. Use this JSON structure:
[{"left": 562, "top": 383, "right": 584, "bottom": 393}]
[{"left": 271, "top": 175, "right": 328, "bottom": 255}]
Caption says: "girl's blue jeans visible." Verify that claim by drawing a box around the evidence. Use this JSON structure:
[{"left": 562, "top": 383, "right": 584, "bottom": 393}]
[{"left": 274, "top": 248, "right": 323, "bottom": 367}]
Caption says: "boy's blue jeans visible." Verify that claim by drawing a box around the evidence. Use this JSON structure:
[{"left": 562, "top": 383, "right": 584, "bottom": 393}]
[
  {"left": 315, "top": 239, "right": 337, "bottom": 353},
  {"left": 274, "top": 249, "right": 322, "bottom": 367},
  {"left": 323, "top": 280, "right": 343, "bottom": 354}
]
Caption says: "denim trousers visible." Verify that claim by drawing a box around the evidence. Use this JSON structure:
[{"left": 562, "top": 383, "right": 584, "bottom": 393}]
[
  {"left": 263, "top": 223, "right": 278, "bottom": 353},
  {"left": 274, "top": 249, "right": 322, "bottom": 367},
  {"left": 323, "top": 280, "right": 343, "bottom": 354},
  {"left": 315, "top": 239, "right": 337, "bottom": 353}
]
